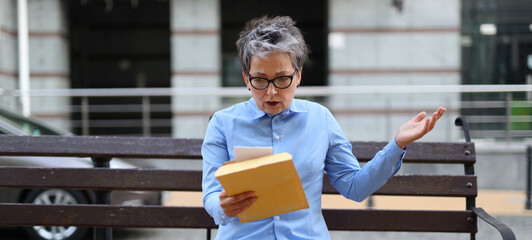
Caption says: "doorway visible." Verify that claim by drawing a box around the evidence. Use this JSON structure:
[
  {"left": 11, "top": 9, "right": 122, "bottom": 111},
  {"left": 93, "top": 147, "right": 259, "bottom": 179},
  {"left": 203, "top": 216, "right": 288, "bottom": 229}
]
[
  {"left": 68, "top": 0, "right": 171, "bottom": 136},
  {"left": 220, "top": 0, "right": 328, "bottom": 88}
]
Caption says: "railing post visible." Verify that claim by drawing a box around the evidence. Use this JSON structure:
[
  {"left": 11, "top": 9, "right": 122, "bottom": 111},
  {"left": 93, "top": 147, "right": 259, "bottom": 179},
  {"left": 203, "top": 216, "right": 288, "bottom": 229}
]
[
  {"left": 446, "top": 96, "right": 451, "bottom": 141},
  {"left": 142, "top": 96, "right": 151, "bottom": 137},
  {"left": 82, "top": 96, "right": 90, "bottom": 136},
  {"left": 385, "top": 96, "right": 391, "bottom": 140},
  {"left": 367, "top": 195, "right": 374, "bottom": 208},
  {"left": 505, "top": 92, "right": 512, "bottom": 143},
  {"left": 527, "top": 146, "right": 532, "bottom": 210},
  {"left": 0, "top": 88, "right": 4, "bottom": 106},
  {"left": 92, "top": 157, "right": 113, "bottom": 240}
]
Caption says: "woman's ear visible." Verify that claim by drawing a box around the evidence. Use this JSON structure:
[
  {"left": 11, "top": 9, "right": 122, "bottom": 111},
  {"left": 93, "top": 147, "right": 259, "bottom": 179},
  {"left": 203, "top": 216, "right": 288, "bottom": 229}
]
[
  {"left": 242, "top": 71, "right": 249, "bottom": 87},
  {"left": 296, "top": 68, "right": 303, "bottom": 86}
]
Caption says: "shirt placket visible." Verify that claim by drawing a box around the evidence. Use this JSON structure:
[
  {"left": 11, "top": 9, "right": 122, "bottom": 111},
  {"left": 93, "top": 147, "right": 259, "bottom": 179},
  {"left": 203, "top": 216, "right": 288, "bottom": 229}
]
[
  {"left": 271, "top": 114, "right": 284, "bottom": 238},
  {"left": 271, "top": 114, "right": 283, "bottom": 153}
]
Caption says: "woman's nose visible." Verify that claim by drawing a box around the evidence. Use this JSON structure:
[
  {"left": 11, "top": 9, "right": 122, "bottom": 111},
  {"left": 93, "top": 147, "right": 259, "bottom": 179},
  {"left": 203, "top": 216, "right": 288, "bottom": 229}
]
[{"left": 266, "top": 83, "right": 277, "bottom": 95}]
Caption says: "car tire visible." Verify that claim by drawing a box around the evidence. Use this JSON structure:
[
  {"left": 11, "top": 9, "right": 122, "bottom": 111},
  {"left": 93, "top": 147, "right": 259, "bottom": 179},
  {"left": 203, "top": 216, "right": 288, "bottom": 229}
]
[{"left": 22, "top": 189, "right": 90, "bottom": 240}]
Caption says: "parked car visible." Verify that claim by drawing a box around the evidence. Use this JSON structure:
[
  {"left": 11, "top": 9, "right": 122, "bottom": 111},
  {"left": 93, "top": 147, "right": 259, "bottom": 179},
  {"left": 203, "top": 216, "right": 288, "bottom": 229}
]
[{"left": 0, "top": 108, "right": 164, "bottom": 240}]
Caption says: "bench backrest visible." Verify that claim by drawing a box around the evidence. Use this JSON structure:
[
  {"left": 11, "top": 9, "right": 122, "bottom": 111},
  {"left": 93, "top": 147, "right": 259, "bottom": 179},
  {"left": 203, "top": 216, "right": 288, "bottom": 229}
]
[{"left": 0, "top": 134, "right": 478, "bottom": 234}]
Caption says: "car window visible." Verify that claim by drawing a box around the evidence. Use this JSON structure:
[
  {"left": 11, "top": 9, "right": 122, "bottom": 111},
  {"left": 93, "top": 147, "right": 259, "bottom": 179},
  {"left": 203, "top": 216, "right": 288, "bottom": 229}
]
[{"left": 0, "top": 110, "right": 60, "bottom": 135}]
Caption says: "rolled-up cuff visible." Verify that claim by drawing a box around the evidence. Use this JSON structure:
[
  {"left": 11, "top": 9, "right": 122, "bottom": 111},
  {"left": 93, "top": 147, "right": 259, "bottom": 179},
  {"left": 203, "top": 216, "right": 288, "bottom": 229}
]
[
  {"left": 213, "top": 201, "right": 239, "bottom": 225},
  {"left": 386, "top": 138, "right": 407, "bottom": 175}
]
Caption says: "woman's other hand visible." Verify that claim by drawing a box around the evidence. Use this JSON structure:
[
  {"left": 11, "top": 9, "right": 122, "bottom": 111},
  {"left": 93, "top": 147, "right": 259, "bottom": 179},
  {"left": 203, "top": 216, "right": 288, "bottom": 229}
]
[{"left": 219, "top": 190, "right": 258, "bottom": 217}]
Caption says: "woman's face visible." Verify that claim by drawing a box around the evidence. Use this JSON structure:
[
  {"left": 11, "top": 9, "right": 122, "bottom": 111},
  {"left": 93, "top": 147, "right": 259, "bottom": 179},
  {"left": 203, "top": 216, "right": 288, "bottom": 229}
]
[{"left": 244, "top": 52, "right": 301, "bottom": 115}]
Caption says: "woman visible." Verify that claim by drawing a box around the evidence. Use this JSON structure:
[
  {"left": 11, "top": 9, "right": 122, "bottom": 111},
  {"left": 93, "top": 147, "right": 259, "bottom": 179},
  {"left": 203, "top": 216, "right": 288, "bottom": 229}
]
[{"left": 202, "top": 16, "right": 446, "bottom": 239}]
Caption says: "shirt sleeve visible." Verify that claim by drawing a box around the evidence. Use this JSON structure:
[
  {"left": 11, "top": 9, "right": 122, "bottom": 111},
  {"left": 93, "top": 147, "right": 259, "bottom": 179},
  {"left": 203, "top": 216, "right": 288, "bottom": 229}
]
[
  {"left": 201, "top": 113, "right": 238, "bottom": 225},
  {"left": 323, "top": 109, "right": 406, "bottom": 202}
]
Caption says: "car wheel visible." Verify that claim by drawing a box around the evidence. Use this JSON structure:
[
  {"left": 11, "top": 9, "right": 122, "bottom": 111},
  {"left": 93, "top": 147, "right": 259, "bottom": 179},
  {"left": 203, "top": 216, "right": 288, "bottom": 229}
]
[{"left": 22, "top": 189, "right": 90, "bottom": 240}]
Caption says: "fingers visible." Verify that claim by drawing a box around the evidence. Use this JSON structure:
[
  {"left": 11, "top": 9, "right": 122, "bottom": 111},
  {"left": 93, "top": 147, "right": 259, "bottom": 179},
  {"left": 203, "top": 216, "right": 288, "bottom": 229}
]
[
  {"left": 438, "top": 107, "right": 447, "bottom": 117},
  {"left": 219, "top": 190, "right": 257, "bottom": 217},
  {"left": 426, "top": 107, "right": 446, "bottom": 132},
  {"left": 427, "top": 111, "right": 437, "bottom": 132},
  {"left": 424, "top": 116, "right": 431, "bottom": 133},
  {"left": 412, "top": 107, "right": 445, "bottom": 126},
  {"left": 411, "top": 111, "right": 427, "bottom": 123}
]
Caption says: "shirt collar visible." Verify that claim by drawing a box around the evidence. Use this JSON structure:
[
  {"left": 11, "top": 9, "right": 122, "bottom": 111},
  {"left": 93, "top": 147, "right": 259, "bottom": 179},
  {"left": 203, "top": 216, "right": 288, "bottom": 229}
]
[
  {"left": 247, "top": 98, "right": 308, "bottom": 119},
  {"left": 288, "top": 99, "right": 308, "bottom": 114},
  {"left": 247, "top": 98, "right": 266, "bottom": 119}
]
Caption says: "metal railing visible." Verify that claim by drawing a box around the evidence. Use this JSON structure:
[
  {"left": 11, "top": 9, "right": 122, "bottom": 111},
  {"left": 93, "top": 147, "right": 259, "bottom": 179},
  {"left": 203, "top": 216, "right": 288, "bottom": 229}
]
[
  {"left": 1, "top": 84, "right": 532, "bottom": 142},
  {"left": 527, "top": 145, "right": 532, "bottom": 210}
]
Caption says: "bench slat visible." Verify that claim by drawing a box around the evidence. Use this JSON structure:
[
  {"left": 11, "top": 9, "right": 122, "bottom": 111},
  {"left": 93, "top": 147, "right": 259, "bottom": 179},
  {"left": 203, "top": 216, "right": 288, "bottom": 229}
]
[
  {"left": 0, "top": 167, "right": 477, "bottom": 197},
  {"left": 324, "top": 174, "right": 477, "bottom": 197},
  {"left": 0, "top": 135, "right": 203, "bottom": 159},
  {"left": 352, "top": 141, "right": 475, "bottom": 164},
  {"left": 0, "top": 203, "right": 476, "bottom": 233},
  {"left": 323, "top": 209, "right": 476, "bottom": 233},
  {"left": 0, "top": 204, "right": 216, "bottom": 228},
  {"left": 0, "top": 167, "right": 202, "bottom": 191},
  {"left": 0, "top": 136, "right": 475, "bottom": 164}
]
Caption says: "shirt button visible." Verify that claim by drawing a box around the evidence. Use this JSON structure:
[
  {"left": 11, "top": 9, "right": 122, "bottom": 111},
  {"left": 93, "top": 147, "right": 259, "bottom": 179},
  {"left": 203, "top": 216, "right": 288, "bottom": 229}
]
[
  {"left": 221, "top": 216, "right": 226, "bottom": 220},
  {"left": 274, "top": 216, "right": 280, "bottom": 220},
  {"left": 275, "top": 135, "right": 280, "bottom": 140}
]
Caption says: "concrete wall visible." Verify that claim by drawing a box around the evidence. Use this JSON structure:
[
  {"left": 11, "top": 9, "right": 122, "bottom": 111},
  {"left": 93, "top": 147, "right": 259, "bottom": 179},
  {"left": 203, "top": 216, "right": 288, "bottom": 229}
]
[
  {"left": 0, "top": 0, "right": 70, "bottom": 131},
  {"left": 170, "top": 0, "right": 220, "bottom": 138},
  {"left": 328, "top": 0, "right": 461, "bottom": 142},
  {"left": 27, "top": 0, "right": 71, "bottom": 131},
  {"left": 475, "top": 144, "right": 529, "bottom": 191},
  {"left": 0, "top": 0, "right": 18, "bottom": 110},
  {"left": 167, "top": 0, "right": 464, "bottom": 142},
  {"left": 399, "top": 141, "right": 530, "bottom": 191}
]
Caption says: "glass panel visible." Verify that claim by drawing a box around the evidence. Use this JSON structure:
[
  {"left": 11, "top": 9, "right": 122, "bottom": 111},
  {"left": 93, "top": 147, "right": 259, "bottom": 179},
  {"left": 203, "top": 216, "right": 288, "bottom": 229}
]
[
  {"left": 0, "top": 110, "right": 60, "bottom": 136},
  {"left": 461, "top": 0, "right": 532, "bottom": 139}
]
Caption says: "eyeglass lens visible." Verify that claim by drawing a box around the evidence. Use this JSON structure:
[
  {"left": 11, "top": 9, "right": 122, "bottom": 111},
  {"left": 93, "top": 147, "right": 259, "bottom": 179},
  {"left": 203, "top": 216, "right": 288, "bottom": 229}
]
[{"left": 251, "top": 76, "right": 292, "bottom": 89}]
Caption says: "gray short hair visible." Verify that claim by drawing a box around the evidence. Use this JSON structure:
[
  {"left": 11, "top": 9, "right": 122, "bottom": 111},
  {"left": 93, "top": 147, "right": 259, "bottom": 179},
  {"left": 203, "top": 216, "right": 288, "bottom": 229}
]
[{"left": 236, "top": 16, "right": 310, "bottom": 75}]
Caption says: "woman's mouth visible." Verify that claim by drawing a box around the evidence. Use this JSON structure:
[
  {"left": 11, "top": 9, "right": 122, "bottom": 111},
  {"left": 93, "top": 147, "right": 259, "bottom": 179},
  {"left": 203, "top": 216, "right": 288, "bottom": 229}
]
[{"left": 266, "top": 101, "right": 279, "bottom": 107}]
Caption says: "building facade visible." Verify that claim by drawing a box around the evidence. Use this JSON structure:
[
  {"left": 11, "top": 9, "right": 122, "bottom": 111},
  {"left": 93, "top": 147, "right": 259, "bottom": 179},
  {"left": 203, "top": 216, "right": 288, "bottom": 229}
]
[
  {"left": 1, "top": 0, "right": 71, "bottom": 129},
  {"left": 0, "top": 0, "right": 464, "bottom": 141}
]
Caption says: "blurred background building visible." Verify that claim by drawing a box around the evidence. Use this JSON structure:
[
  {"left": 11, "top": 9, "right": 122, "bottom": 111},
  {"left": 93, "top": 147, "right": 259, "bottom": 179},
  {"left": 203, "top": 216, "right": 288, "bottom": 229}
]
[{"left": 0, "top": 0, "right": 532, "bottom": 187}]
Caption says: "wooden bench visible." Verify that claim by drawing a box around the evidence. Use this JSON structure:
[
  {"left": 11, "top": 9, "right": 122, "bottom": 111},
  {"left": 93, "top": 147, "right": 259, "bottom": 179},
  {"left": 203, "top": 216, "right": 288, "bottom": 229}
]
[{"left": 0, "top": 117, "right": 515, "bottom": 240}]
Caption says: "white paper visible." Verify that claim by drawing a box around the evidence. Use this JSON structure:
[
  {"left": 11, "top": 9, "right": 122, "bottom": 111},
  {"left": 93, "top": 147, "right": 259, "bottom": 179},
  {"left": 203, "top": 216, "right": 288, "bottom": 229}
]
[{"left": 234, "top": 146, "right": 273, "bottom": 162}]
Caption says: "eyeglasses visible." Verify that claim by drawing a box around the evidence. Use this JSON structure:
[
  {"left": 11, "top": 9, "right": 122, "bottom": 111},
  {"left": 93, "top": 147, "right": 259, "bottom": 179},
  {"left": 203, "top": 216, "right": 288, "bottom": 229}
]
[{"left": 248, "top": 69, "right": 298, "bottom": 90}]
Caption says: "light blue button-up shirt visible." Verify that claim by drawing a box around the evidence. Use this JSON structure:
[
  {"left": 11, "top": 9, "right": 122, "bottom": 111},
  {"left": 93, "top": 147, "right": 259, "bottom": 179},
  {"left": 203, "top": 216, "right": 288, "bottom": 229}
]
[{"left": 202, "top": 98, "right": 406, "bottom": 239}]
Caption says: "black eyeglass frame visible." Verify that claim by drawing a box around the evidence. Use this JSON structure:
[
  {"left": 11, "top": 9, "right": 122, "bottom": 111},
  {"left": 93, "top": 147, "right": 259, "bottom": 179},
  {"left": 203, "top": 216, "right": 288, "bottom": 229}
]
[{"left": 247, "top": 69, "right": 299, "bottom": 90}]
